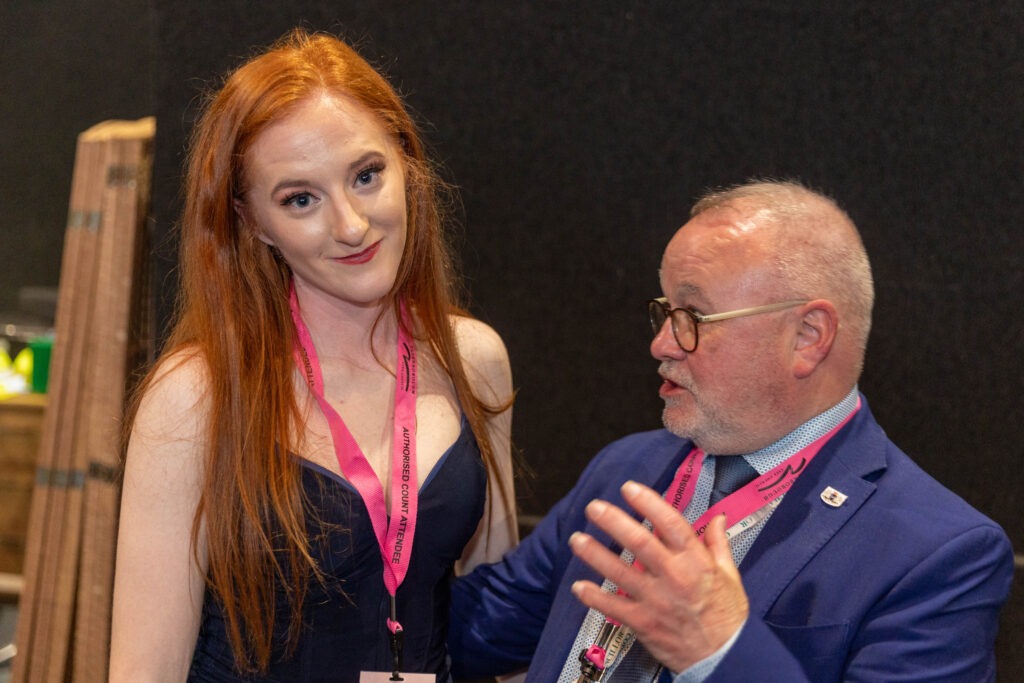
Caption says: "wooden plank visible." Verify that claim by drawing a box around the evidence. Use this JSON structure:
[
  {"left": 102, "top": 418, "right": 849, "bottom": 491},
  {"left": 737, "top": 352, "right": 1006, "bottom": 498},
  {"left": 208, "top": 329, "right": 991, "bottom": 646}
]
[
  {"left": 14, "top": 117, "right": 156, "bottom": 683},
  {"left": 49, "top": 129, "right": 125, "bottom": 683},
  {"left": 12, "top": 124, "right": 108, "bottom": 683},
  {"left": 0, "top": 394, "right": 47, "bottom": 575},
  {"left": 0, "top": 572, "right": 24, "bottom": 599},
  {"left": 44, "top": 129, "right": 116, "bottom": 683},
  {"left": 72, "top": 118, "right": 155, "bottom": 683}
]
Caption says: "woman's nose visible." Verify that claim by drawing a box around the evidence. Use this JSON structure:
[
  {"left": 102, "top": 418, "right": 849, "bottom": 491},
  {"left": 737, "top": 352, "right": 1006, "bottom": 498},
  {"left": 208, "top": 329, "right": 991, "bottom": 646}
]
[{"left": 330, "top": 193, "right": 370, "bottom": 245}]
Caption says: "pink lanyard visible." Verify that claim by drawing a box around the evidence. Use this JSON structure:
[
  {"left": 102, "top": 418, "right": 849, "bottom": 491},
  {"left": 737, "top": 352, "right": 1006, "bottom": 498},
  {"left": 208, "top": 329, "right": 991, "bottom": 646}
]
[
  {"left": 576, "top": 399, "right": 861, "bottom": 681},
  {"left": 288, "top": 288, "right": 418, "bottom": 672},
  {"left": 665, "top": 396, "right": 860, "bottom": 535}
]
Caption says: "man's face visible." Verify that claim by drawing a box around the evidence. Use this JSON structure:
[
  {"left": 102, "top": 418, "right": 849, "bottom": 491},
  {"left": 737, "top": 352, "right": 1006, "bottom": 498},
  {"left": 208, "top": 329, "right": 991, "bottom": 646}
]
[{"left": 652, "top": 207, "right": 798, "bottom": 454}]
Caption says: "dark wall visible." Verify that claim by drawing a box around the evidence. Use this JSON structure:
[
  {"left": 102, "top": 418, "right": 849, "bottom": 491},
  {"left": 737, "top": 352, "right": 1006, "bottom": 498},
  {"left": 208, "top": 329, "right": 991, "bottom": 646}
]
[
  {"left": 0, "top": 0, "right": 156, "bottom": 317},
  {"left": 151, "top": 2, "right": 1023, "bottom": 669},
  {"left": 5, "top": 0, "right": 1022, "bottom": 671},
  {"left": 153, "top": 0, "right": 1023, "bottom": 530}
]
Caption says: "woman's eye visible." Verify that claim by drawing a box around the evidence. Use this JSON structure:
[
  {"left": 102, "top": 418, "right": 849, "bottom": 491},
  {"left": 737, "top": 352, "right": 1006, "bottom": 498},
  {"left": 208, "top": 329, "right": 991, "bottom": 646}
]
[
  {"left": 282, "top": 192, "right": 315, "bottom": 208},
  {"left": 355, "top": 166, "right": 382, "bottom": 186}
]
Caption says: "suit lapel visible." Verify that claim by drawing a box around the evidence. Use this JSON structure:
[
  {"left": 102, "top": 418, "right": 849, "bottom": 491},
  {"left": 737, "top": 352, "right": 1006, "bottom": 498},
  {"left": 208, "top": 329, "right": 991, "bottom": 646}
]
[{"left": 739, "top": 402, "right": 889, "bottom": 618}]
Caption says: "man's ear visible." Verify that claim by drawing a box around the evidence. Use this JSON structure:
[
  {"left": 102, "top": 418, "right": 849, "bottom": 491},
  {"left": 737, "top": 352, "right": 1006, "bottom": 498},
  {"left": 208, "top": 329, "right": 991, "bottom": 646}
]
[
  {"left": 792, "top": 300, "right": 838, "bottom": 379},
  {"left": 234, "top": 198, "right": 274, "bottom": 247}
]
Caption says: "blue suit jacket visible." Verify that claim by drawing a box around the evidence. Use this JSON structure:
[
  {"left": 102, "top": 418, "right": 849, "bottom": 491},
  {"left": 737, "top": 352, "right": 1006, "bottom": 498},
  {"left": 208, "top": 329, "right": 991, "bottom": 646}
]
[{"left": 449, "top": 397, "right": 1014, "bottom": 682}]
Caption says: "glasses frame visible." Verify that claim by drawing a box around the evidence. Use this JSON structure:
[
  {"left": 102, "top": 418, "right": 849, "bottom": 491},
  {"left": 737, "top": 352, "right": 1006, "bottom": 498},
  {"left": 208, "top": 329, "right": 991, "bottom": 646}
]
[{"left": 648, "top": 296, "right": 810, "bottom": 352}]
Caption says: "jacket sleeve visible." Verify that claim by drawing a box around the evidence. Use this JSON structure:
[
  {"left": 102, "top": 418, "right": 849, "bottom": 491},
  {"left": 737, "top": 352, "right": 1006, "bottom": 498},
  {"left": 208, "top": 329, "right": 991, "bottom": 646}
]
[
  {"left": 448, "top": 430, "right": 692, "bottom": 680},
  {"left": 448, "top": 502, "right": 564, "bottom": 679},
  {"left": 447, "top": 432, "right": 672, "bottom": 680}
]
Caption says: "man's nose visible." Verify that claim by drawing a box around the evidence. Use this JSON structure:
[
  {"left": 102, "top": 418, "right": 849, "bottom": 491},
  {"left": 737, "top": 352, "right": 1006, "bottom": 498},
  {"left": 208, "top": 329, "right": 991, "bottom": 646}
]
[{"left": 650, "top": 318, "right": 686, "bottom": 361}]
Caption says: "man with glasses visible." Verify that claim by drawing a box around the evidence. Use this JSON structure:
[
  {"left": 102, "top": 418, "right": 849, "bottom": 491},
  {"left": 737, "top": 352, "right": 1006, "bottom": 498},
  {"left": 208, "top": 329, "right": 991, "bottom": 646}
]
[{"left": 450, "top": 180, "right": 1012, "bottom": 682}]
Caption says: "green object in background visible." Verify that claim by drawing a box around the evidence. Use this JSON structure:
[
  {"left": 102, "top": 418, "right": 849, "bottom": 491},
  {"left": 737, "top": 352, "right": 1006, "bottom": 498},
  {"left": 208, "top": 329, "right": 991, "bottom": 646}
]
[{"left": 28, "top": 336, "right": 53, "bottom": 393}]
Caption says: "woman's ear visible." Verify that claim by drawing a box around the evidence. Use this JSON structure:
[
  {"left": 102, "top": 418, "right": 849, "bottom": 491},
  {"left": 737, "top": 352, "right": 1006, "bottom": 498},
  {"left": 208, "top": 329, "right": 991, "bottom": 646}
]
[
  {"left": 234, "top": 198, "right": 274, "bottom": 247},
  {"left": 792, "top": 300, "right": 838, "bottom": 379}
]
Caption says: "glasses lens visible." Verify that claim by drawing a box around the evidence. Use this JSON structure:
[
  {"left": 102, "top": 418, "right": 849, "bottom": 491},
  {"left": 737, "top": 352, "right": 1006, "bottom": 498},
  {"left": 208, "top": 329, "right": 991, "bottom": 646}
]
[
  {"left": 649, "top": 300, "right": 697, "bottom": 351},
  {"left": 675, "top": 312, "right": 696, "bottom": 351},
  {"left": 649, "top": 300, "right": 669, "bottom": 336}
]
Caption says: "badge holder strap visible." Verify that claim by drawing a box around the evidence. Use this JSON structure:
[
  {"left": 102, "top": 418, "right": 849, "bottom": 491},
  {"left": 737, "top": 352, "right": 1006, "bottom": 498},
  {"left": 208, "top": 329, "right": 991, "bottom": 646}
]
[
  {"left": 288, "top": 287, "right": 420, "bottom": 679},
  {"left": 576, "top": 618, "right": 620, "bottom": 682},
  {"left": 388, "top": 595, "right": 405, "bottom": 681}
]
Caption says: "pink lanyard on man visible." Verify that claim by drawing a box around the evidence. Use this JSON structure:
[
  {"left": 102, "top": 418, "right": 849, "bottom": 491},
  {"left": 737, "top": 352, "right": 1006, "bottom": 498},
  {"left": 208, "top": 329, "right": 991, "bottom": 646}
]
[
  {"left": 667, "top": 396, "right": 860, "bottom": 538},
  {"left": 576, "top": 399, "right": 861, "bottom": 682},
  {"left": 289, "top": 286, "right": 418, "bottom": 679}
]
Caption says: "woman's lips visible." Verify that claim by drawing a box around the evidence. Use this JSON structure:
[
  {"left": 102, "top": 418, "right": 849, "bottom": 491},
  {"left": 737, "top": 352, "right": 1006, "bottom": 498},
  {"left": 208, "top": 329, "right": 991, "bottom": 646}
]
[{"left": 335, "top": 240, "right": 381, "bottom": 265}]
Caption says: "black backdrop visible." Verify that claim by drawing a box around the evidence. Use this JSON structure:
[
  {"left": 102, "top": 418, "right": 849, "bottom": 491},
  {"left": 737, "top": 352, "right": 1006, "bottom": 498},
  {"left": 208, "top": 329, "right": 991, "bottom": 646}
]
[
  {"left": 153, "top": 0, "right": 1023, "bottom": 533},
  {"left": 151, "top": 2, "right": 1024, "bottom": 666},
  {"left": 3, "top": 0, "right": 1022, "bottom": 672},
  {"left": 0, "top": 0, "right": 155, "bottom": 318}
]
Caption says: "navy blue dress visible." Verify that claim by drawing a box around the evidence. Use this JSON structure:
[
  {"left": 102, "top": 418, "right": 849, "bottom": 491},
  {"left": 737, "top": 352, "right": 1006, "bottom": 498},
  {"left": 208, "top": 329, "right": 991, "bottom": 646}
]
[{"left": 189, "top": 420, "right": 486, "bottom": 682}]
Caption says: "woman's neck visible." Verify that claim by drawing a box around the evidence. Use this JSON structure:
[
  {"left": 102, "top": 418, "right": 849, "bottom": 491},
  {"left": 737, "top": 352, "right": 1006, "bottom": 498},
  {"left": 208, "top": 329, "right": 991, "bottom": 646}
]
[{"left": 291, "top": 283, "right": 398, "bottom": 366}]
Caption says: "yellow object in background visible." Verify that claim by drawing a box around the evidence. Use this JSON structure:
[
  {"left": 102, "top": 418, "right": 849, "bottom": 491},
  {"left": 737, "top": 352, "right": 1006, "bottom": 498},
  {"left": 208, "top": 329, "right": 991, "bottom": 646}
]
[
  {"left": 0, "top": 350, "right": 29, "bottom": 397},
  {"left": 12, "top": 347, "right": 32, "bottom": 380},
  {"left": 0, "top": 347, "right": 32, "bottom": 399}
]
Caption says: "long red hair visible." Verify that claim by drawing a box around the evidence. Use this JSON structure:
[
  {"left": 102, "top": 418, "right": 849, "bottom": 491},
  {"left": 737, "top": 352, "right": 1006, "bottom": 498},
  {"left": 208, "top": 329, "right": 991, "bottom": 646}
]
[{"left": 129, "top": 29, "right": 510, "bottom": 672}]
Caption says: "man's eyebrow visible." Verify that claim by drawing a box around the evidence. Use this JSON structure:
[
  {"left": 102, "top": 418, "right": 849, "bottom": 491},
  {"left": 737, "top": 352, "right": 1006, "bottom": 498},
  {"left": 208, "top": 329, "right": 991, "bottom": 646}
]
[{"left": 668, "top": 283, "right": 704, "bottom": 303}]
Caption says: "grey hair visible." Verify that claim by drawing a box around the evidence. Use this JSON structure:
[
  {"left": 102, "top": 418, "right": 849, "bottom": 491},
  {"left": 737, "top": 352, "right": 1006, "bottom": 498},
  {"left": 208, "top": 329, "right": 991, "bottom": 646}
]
[{"left": 692, "top": 179, "right": 874, "bottom": 374}]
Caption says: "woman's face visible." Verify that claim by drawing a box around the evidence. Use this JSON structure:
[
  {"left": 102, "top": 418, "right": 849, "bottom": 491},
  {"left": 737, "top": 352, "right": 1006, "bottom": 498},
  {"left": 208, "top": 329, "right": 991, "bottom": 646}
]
[{"left": 239, "top": 93, "right": 407, "bottom": 313}]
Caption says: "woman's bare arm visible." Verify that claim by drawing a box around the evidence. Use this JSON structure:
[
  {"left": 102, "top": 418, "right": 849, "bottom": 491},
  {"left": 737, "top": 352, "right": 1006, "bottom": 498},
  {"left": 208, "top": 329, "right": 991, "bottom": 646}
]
[{"left": 110, "top": 352, "right": 210, "bottom": 682}]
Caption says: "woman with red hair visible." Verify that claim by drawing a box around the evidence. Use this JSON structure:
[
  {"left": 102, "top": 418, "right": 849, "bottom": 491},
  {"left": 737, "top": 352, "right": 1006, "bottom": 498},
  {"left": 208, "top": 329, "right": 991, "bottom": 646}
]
[{"left": 110, "top": 29, "right": 516, "bottom": 682}]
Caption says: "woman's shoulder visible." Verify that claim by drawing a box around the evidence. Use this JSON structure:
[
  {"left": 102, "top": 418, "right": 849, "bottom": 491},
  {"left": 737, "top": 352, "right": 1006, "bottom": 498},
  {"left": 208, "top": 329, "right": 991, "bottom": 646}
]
[
  {"left": 449, "top": 315, "right": 512, "bottom": 399},
  {"left": 146, "top": 346, "right": 210, "bottom": 397},
  {"left": 450, "top": 315, "right": 508, "bottom": 362},
  {"left": 123, "top": 348, "right": 211, "bottom": 501},
  {"left": 133, "top": 346, "right": 212, "bottom": 437}
]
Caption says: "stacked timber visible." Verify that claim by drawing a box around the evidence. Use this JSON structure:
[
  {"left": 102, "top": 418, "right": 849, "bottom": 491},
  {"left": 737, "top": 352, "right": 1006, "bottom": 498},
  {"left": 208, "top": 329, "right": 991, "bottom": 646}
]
[{"left": 12, "top": 117, "right": 156, "bottom": 683}]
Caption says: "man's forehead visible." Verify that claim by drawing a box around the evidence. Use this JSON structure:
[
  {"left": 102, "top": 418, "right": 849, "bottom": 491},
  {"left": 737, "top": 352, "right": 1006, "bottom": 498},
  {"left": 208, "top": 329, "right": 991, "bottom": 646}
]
[
  {"left": 659, "top": 208, "right": 775, "bottom": 296},
  {"left": 686, "top": 201, "right": 773, "bottom": 234},
  {"left": 670, "top": 202, "right": 779, "bottom": 256}
]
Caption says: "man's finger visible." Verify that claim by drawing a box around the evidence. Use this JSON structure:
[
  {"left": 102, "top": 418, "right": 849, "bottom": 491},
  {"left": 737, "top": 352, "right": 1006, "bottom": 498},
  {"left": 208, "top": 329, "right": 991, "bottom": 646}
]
[
  {"left": 569, "top": 577, "right": 642, "bottom": 630},
  {"left": 619, "top": 480, "right": 705, "bottom": 557},
  {"left": 703, "top": 514, "right": 739, "bottom": 576},
  {"left": 569, "top": 528, "right": 650, "bottom": 597},
  {"left": 581, "top": 497, "right": 688, "bottom": 581}
]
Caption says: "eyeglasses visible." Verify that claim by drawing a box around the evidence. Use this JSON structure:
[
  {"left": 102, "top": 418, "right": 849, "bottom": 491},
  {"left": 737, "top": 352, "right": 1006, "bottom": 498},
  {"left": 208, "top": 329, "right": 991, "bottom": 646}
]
[{"left": 647, "top": 296, "right": 809, "bottom": 352}]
